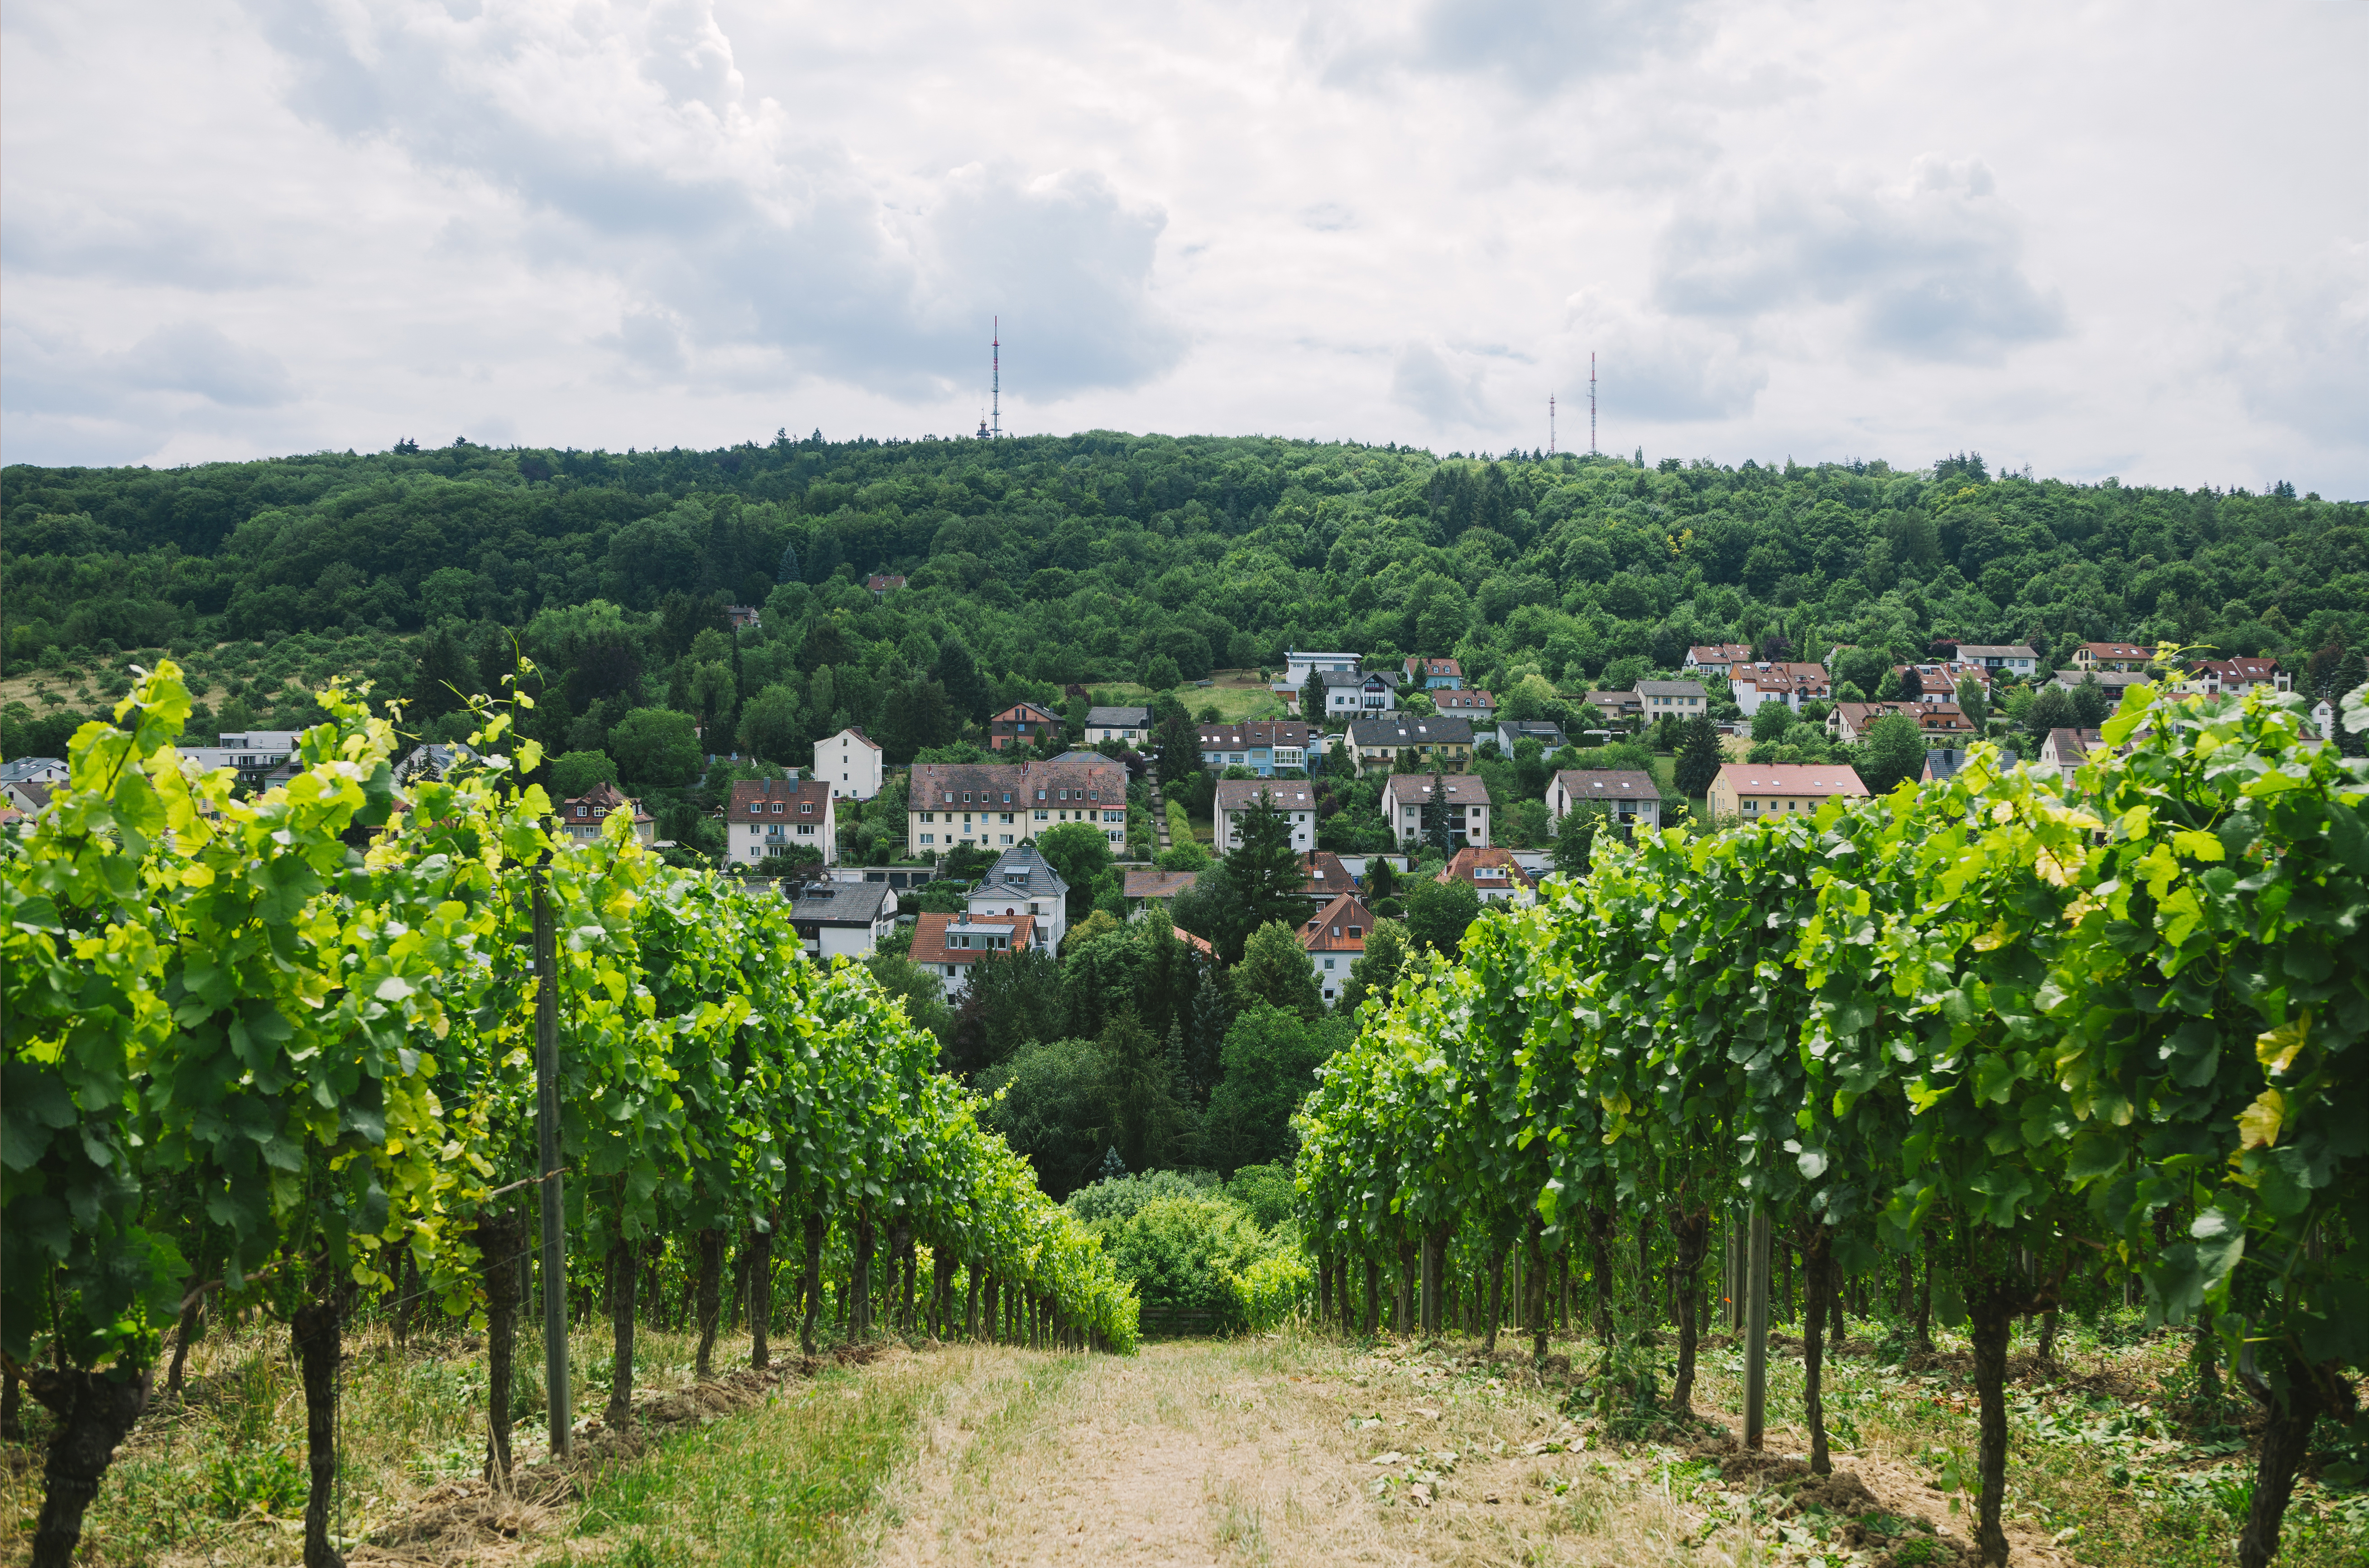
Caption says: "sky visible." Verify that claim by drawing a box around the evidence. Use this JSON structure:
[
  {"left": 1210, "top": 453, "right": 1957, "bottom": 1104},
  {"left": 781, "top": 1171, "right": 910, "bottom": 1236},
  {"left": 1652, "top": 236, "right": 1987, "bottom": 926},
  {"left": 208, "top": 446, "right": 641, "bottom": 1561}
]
[{"left": 3, "top": 0, "right": 2364, "bottom": 494}]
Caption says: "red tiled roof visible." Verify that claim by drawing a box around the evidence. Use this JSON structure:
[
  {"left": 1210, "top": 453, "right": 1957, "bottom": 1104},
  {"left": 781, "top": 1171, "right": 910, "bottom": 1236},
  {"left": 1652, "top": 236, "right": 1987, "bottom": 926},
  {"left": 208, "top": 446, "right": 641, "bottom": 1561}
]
[
  {"left": 1124, "top": 869, "right": 1201, "bottom": 899},
  {"left": 1436, "top": 847, "right": 1532, "bottom": 890},
  {"left": 910, "top": 910, "right": 1036, "bottom": 966},
  {"left": 729, "top": 778, "right": 833, "bottom": 820},
  {"left": 1298, "top": 850, "right": 1357, "bottom": 899},
  {"left": 1714, "top": 764, "right": 1868, "bottom": 797},
  {"left": 1297, "top": 893, "right": 1376, "bottom": 954},
  {"left": 561, "top": 779, "right": 653, "bottom": 825}
]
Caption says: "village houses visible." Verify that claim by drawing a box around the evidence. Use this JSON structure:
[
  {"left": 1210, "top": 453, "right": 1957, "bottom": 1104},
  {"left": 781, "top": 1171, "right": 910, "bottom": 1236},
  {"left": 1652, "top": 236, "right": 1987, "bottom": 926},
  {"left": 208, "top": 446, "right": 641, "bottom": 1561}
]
[
  {"left": 1548, "top": 768, "right": 1661, "bottom": 832},
  {"left": 726, "top": 777, "right": 834, "bottom": 865},
  {"left": 906, "top": 754, "right": 1127, "bottom": 856},
  {"left": 1707, "top": 763, "right": 1869, "bottom": 821},
  {"left": 1214, "top": 779, "right": 1318, "bottom": 854},
  {"left": 819, "top": 726, "right": 883, "bottom": 799},
  {"left": 1346, "top": 714, "right": 1474, "bottom": 774},
  {"left": 1297, "top": 892, "right": 1374, "bottom": 1008},
  {"left": 1378, "top": 772, "right": 1491, "bottom": 848}
]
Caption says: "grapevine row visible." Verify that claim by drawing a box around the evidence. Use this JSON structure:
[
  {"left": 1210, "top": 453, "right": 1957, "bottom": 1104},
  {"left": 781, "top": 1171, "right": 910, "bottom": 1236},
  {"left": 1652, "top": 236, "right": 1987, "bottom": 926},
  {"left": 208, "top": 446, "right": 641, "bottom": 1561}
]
[
  {"left": 1294, "top": 678, "right": 2366, "bottom": 1568},
  {"left": 0, "top": 664, "right": 1139, "bottom": 1568}
]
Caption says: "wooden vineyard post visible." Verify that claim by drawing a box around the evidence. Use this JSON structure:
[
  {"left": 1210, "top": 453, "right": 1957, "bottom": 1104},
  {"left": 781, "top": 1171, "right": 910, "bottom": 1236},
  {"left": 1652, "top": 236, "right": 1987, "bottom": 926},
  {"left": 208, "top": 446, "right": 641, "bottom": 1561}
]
[
  {"left": 1744, "top": 1203, "right": 1770, "bottom": 1449},
  {"left": 532, "top": 859, "right": 573, "bottom": 1460}
]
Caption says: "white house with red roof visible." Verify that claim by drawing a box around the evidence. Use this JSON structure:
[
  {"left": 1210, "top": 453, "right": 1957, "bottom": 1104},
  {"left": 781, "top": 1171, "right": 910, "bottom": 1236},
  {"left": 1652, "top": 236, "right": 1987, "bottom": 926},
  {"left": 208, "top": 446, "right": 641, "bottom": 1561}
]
[
  {"left": 1706, "top": 763, "right": 1868, "bottom": 821},
  {"left": 558, "top": 779, "right": 656, "bottom": 847},
  {"left": 1435, "top": 846, "right": 1535, "bottom": 904},
  {"left": 1297, "top": 892, "right": 1375, "bottom": 1007},
  {"left": 727, "top": 777, "right": 837, "bottom": 866},
  {"left": 910, "top": 910, "right": 1036, "bottom": 999}
]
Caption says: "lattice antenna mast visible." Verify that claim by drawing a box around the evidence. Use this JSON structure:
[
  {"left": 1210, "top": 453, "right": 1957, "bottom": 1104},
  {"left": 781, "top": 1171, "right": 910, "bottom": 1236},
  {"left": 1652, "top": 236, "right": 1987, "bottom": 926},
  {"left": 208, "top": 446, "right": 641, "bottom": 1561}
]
[
  {"left": 1549, "top": 393, "right": 1557, "bottom": 456},
  {"left": 1589, "top": 352, "right": 1598, "bottom": 456},
  {"left": 991, "top": 317, "right": 1001, "bottom": 439}
]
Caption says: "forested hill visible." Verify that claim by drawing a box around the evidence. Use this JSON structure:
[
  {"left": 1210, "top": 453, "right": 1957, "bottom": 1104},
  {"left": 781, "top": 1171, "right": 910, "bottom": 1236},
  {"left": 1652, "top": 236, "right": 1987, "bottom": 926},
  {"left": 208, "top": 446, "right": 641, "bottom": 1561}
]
[{"left": 4, "top": 433, "right": 2365, "bottom": 767}]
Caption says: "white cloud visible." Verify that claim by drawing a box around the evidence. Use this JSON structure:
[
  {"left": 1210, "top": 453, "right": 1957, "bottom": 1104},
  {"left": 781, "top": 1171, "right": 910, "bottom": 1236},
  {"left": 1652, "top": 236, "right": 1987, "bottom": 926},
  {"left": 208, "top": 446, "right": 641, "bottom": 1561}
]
[{"left": 1, "top": 0, "right": 2364, "bottom": 494}]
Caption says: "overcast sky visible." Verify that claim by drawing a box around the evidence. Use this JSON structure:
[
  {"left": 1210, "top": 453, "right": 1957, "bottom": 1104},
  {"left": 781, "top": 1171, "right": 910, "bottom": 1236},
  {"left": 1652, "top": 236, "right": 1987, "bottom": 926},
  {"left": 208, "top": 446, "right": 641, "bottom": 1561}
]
[{"left": 4, "top": 0, "right": 2363, "bottom": 493}]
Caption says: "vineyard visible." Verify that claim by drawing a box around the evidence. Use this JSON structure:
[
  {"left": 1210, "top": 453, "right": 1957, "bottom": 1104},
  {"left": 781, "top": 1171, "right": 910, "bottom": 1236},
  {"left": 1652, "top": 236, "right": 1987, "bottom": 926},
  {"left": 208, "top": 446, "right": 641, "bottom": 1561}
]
[
  {"left": 0, "top": 665, "right": 1139, "bottom": 1568},
  {"left": 1293, "top": 675, "right": 2368, "bottom": 1568}
]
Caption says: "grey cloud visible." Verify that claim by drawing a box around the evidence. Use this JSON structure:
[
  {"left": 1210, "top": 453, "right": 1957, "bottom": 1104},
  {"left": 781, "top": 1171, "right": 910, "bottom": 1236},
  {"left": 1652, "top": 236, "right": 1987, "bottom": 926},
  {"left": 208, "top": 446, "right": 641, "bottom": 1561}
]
[
  {"left": 1311, "top": 0, "right": 1703, "bottom": 97},
  {"left": 1, "top": 321, "right": 296, "bottom": 415},
  {"left": 2216, "top": 243, "right": 2369, "bottom": 452},
  {"left": 1653, "top": 158, "right": 2067, "bottom": 362},
  {"left": 0, "top": 201, "right": 285, "bottom": 290},
  {"left": 120, "top": 322, "right": 299, "bottom": 406},
  {"left": 1391, "top": 341, "right": 1493, "bottom": 427},
  {"left": 237, "top": 0, "right": 1182, "bottom": 399}
]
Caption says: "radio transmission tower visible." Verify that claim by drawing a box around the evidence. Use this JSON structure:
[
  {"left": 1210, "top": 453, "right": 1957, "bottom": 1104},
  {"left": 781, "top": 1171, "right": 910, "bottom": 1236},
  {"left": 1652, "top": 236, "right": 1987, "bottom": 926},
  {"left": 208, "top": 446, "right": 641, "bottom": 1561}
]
[
  {"left": 1549, "top": 393, "right": 1557, "bottom": 456},
  {"left": 991, "top": 318, "right": 1001, "bottom": 439},
  {"left": 1589, "top": 353, "right": 1598, "bottom": 456}
]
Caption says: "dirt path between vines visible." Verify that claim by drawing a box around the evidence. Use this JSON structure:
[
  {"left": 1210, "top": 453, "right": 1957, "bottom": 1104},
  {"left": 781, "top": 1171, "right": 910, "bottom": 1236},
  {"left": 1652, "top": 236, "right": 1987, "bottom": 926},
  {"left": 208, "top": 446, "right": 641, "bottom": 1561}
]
[
  {"left": 868, "top": 1338, "right": 2078, "bottom": 1568},
  {"left": 868, "top": 1339, "right": 1688, "bottom": 1568}
]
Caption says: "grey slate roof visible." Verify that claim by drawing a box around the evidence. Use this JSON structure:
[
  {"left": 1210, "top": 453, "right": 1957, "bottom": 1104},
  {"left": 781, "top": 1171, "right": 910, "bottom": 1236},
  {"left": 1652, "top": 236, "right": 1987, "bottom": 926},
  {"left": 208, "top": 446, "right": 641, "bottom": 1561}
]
[
  {"left": 786, "top": 881, "right": 893, "bottom": 926},
  {"left": 1347, "top": 715, "right": 1475, "bottom": 748},
  {"left": 1634, "top": 680, "right": 1707, "bottom": 698},
  {"left": 974, "top": 842, "right": 1069, "bottom": 899},
  {"left": 1086, "top": 706, "right": 1152, "bottom": 727}
]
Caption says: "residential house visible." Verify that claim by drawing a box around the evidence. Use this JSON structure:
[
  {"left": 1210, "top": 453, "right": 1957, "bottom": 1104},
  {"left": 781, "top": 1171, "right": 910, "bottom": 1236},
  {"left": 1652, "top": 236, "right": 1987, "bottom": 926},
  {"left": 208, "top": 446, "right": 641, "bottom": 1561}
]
[
  {"left": 1196, "top": 721, "right": 1312, "bottom": 776},
  {"left": 1346, "top": 715, "right": 1475, "bottom": 775},
  {"left": 727, "top": 778, "right": 835, "bottom": 865},
  {"left": 1435, "top": 846, "right": 1534, "bottom": 904},
  {"left": 1085, "top": 706, "right": 1153, "bottom": 746},
  {"left": 1214, "top": 779, "right": 1318, "bottom": 854},
  {"left": 1826, "top": 701, "right": 1975, "bottom": 743},
  {"left": 989, "top": 700, "right": 1064, "bottom": 751},
  {"left": 1894, "top": 662, "right": 1992, "bottom": 701},
  {"left": 1405, "top": 656, "right": 1464, "bottom": 689},
  {"left": 1280, "top": 650, "right": 1363, "bottom": 688},
  {"left": 2186, "top": 657, "right": 2290, "bottom": 696},
  {"left": 1635, "top": 679, "right": 1709, "bottom": 722},
  {"left": 784, "top": 880, "right": 897, "bottom": 961},
  {"left": 865, "top": 574, "right": 907, "bottom": 599},
  {"left": 392, "top": 741, "right": 481, "bottom": 785},
  {"left": 1548, "top": 769, "right": 1661, "bottom": 832},
  {"left": 906, "top": 754, "right": 1128, "bottom": 856},
  {"left": 2049, "top": 668, "right": 2151, "bottom": 703},
  {"left": 2038, "top": 727, "right": 2106, "bottom": 782},
  {"left": 1298, "top": 892, "right": 1375, "bottom": 1007},
  {"left": 967, "top": 843, "right": 1068, "bottom": 951},
  {"left": 1124, "top": 868, "right": 1200, "bottom": 914},
  {"left": 1707, "top": 763, "right": 1869, "bottom": 820},
  {"left": 0, "top": 757, "right": 68, "bottom": 789},
  {"left": 1580, "top": 691, "right": 1644, "bottom": 725},
  {"left": 3, "top": 779, "right": 55, "bottom": 815},
  {"left": 820, "top": 727, "right": 884, "bottom": 799},
  {"left": 1922, "top": 748, "right": 1972, "bottom": 786},
  {"left": 2310, "top": 698, "right": 2337, "bottom": 740},
  {"left": 1949, "top": 644, "right": 2040, "bottom": 675},
  {"left": 1311, "top": 669, "right": 1397, "bottom": 717},
  {"left": 2072, "top": 641, "right": 2153, "bottom": 673},
  {"left": 211, "top": 730, "right": 305, "bottom": 789},
  {"left": 1297, "top": 850, "right": 1359, "bottom": 904},
  {"left": 561, "top": 779, "right": 659, "bottom": 847},
  {"left": 1729, "top": 664, "right": 1831, "bottom": 716},
  {"left": 1433, "top": 689, "right": 1497, "bottom": 718},
  {"left": 1684, "top": 644, "right": 1755, "bottom": 674},
  {"left": 910, "top": 911, "right": 1037, "bottom": 1000},
  {"left": 1378, "top": 772, "right": 1491, "bottom": 848},
  {"left": 724, "top": 605, "right": 762, "bottom": 630},
  {"left": 1495, "top": 719, "right": 1568, "bottom": 755}
]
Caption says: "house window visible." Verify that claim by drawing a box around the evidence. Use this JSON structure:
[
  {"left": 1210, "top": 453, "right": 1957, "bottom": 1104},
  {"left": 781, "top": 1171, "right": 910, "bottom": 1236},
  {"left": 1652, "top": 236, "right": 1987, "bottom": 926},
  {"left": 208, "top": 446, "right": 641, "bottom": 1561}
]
[
  {"left": 1324, "top": 957, "right": 1337, "bottom": 970},
  {"left": 921, "top": 833, "right": 935, "bottom": 844}
]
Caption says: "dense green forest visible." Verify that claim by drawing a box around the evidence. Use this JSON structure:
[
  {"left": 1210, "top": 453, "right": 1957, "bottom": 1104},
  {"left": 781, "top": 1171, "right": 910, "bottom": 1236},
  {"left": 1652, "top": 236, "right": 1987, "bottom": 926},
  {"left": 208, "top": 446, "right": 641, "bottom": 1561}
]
[{"left": 9, "top": 431, "right": 2365, "bottom": 735}]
